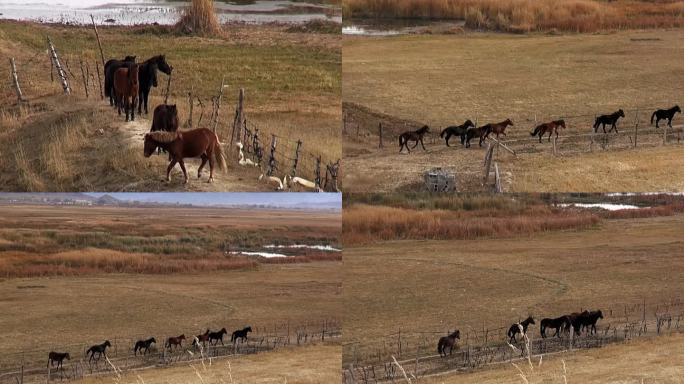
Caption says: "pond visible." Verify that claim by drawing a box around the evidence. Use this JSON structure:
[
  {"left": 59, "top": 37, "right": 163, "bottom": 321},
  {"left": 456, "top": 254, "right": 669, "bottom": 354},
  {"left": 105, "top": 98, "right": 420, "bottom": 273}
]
[
  {"left": 343, "top": 18, "right": 464, "bottom": 36},
  {"left": 0, "top": 0, "right": 341, "bottom": 25},
  {"left": 558, "top": 203, "right": 646, "bottom": 211}
]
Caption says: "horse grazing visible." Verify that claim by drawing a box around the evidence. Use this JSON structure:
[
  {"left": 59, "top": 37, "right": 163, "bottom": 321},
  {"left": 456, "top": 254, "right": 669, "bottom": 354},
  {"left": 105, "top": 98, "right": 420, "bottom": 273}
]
[
  {"left": 86, "top": 340, "right": 111, "bottom": 363},
  {"left": 134, "top": 337, "right": 156, "bottom": 356},
  {"left": 440, "top": 120, "right": 475, "bottom": 147},
  {"left": 208, "top": 328, "right": 228, "bottom": 346},
  {"left": 651, "top": 105, "right": 681, "bottom": 128},
  {"left": 114, "top": 63, "right": 140, "bottom": 122},
  {"left": 48, "top": 352, "right": 70, "bottom": 370},
  {"left": 594, "top": 109, "right": 625, "bottom": 133},
  {"left": 437, "top": 329, "right": 460, "bottom": 357},
  {"left": 231, "top": 326, "right": 252, "bottom": 343},
  {"left": 143, "top": 128, "right": 227, "bottom": 184},
  {"left": 166, "top": 334, "right": 186, "bottom": 350},
  {"left": 104, "top": 55, "right": 136, "bottom": 106},
  {"left": 464, "top": 126, "right": 486, "bottom": 148},
  {"left": 399, "top": 125, "right": 430, "bottom": 153},
  {"left": 540, "top": 316, "right": 570, "bottom": 339},
  {"left": 507, "top": 316, "right": 535, "bottom": 344},
  {"left": 531, "top": 120, "right": 565, "bottom": 143},
  {"left": 578, "top": 310, "right": 603, "bottom": 335},
  {"left": 138, "top": 55, "right": 173, "bottom": 115},
  {"left": 192, "top": 329, "right": 211, "bottom": 348},
  {"left": 482, "top": 119, "right": 514, "bottom": 141}
]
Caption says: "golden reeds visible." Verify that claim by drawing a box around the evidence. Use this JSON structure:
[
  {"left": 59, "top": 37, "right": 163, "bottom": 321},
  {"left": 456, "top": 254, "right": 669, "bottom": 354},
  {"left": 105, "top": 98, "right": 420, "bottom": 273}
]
[{"left": 176, "top": 0, "right": 222, "bottom": 37}]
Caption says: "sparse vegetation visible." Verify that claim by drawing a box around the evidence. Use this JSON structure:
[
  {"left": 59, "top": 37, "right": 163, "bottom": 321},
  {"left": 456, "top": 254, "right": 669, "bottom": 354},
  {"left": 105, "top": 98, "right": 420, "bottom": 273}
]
[{"left": 343, "top": 0, "right": 684, "bottom": 33}]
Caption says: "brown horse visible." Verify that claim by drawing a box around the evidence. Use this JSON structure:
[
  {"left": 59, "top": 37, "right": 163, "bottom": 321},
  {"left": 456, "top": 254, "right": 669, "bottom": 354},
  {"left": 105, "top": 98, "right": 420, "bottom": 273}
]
[
  {"left": 114, "top": 64, "right": 139, "bottom": 122},
  {"left": 143, "top": 128, "right": 227, "bottom": 184},
  {"left": 151, "top": 104, "right": 179, "bottom": 155},
  {"left": 192, "top": 330, "right": 211, "bottom": 348},
  {"left": 399, "top": 125, "right": 430, "bottom": 153},
  {"left": 482, "top": 119, "right": 514, "bottom": 140},
  {"left": 437, "top": 329, "right": 460, "bottom": 357},
  {"left": 530, "top": 119, "right": 565, "bottom": 143},
  {"left": 166, "top": 334, "right": 186, "bottom": 350}
]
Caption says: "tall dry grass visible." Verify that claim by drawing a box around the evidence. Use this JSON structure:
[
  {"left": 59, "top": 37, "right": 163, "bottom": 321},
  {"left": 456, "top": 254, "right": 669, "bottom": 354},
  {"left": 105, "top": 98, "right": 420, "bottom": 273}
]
[
  {"left": 343, "top": 0, "right": 684, "bottom": 32},
  {"left": 343, "top": 204, "right": 600, "bottom": 244},
  {"left": 176, "top": 0, "right": 222, "bottom": 36}
]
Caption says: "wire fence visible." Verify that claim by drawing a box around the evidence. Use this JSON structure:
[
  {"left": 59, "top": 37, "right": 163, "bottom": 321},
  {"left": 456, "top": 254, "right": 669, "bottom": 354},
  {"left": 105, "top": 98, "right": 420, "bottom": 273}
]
[
  {"left": 342, "top": 299, "right": 684, "bottom": 383},
  {"left": 0, "top": 318, "right": 341, "bottom": 384}
]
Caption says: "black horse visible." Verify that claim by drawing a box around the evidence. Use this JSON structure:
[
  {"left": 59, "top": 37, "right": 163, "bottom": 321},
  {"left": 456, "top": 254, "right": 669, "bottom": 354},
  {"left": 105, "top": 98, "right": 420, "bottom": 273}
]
[
  {"left": 440, "top": 120, "right": 475, "bottom": 147},
  {"left": 651, "top": 105, "right": 681, "bottom": 128},
  {"left": 104, "top": 56, "right": 136, "bottom": 107},
  {"left": 231, "top": 326, "right": 252, "bottom": 343},
  {"left": 208, "top": 328, "right": 228, "bottom": 346},
  {"left": 399, "top": 125, "right": 430, "bottom": 153},
  {"left": 138, "top": 55, "right": 173, "bottom": 115},
  {"left": 437, "top": 329, "right": 460, "bottom": 357},
  {"left": 48, "top": 352, "right": 70, "bottom": 370},
  {"left": 594, "top": 109, "right": 625, "bottom": 133},
  {"left": 540, "top": 316, "right": 570, "bottom": 338},
  {"left": 567, "top": 311, "right": 589, "bottom": 336},
  {"left": 86, "top": 340, "right": 111, "bottom": 363},
  {"left": 578, "top": 310, "right": 603, "bottom": 335},
  {"left": 134, "top": 337, "right": 156, "bottom": 356},
  {"left": 507, "top": 316, "right": 535, "bottom": 343},
  {"left": 464, "top": 126, "right": 486, "bottom": 148}
]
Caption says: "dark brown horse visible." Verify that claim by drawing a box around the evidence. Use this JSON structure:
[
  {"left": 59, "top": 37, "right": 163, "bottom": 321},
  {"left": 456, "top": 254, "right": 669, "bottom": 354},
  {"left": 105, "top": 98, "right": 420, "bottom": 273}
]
[
  {"left": 594, "top": 109, "right": 625, "bottom": 133},
  {"left": 437, "top": 329, "right": 460, "bottom": 357},
  {"left": 208, "top": 328, "right": 228, "bottom": 346},
  {"left": 104, "top": 55, "right": 136, "bottom": 106},
  {"left": 192, "top": 330, "right": 211, "bottom": 348},
  {"left": 567, "top": 311, "right": 589, "bottom": 336},
  {"left": 144, "top": 129, "right": 227, "bottom": 184},
  {"left": 531, "top": 119, "right": 565, "bottom": 143},
  {"left": 231, "top": 326, "right": 252, "bottom": 343},
  {"left": 114, "top": 64, "right": 140, "bottom": 122},
  {"left": 151, "top": 104, "right": 179, "bottom": 155},
  {"left": 48, "top": 352, "right": 70, "bottom": 370},
  {"left": 440, "top": 120, "right": 475, "bottom": 147},
  {"left": 577, "top": 310, "right": 603, "bottom": 335},
  {"left": 651, "top": 105, "right": 681, "bottom": 128},
  {"left": 86, "top": 340, "right": 111, "bottom": 363},
  {"left": 464, "top": 126, "right": 486, "bottom": 148},
  {"left": 482, "top": 119, "right": 514, "bottom": 140},
  {"left": 507, "top": 316, "right": 535, "bottom": 343},
  {"left": 134, "top": 337, "right": 156, "bottom": 356},
  {"left": 399, "top": 125, "right": 430, "bottom": 153},
  {"left": 540, "top": 316, "right": 570, "bottom": 338},
  {"left": 166, "top": 334, "right": 186, "bottom": 350}
]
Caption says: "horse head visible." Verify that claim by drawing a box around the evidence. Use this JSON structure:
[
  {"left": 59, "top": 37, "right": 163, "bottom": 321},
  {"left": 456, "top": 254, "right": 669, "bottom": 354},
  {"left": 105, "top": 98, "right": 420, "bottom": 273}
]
[
  {"left": 504, "top": 118, "right": 514, "bottom": 126},
  {"left": 451, "top": 329, "right": 460, "bottom": 339},
  {"left": 525, "top": 316, "right": 535, "bottom": 325},
  {"left": 104, "top": 340, "right": 112, "bottom": 348},
  {"left": 124, "top": 55, "right": 136, "bottom": 62},
  {"left": 143, "top": 134, "right": 158, "bottom": 157},
  {"left": 597, "top": 310, "right": 603, "bottom": 319},
  {"left": 157, "top": 54, "right": 173, "bottom": 75},
  {"left": 675, "top": 105, "right": 681, "bottom": 113},
  {"left": 419, "top": 125, "right": 430, "bottom": 134},
  {"left": 65, "top": 353, "right": 71, "bottom": 360},
  {"left": 617, "top": 109, "right": 625, "bottom": 118},
  {"left": 179, "top": 334, "right": 186, "bottom": 340},
  {"left": 220, "top": 328, "right": 227, "bottom": 334},
  {"left": 245, "top": 326, "right": 253, "bottom": 333},
  {"left": 464, "top": 120, "right": 475, "bottom": 128}
]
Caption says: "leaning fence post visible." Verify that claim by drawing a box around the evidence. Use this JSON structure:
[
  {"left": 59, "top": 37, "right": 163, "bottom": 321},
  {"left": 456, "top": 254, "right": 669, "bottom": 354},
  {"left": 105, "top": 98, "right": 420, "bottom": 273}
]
[
  {"left": 47, "top": 36, "right": 70, "bottom": 95},
  {"left": 9, "top": 58, "right": 25, "bottom": 102},
  {"left": 267, "top": 134, "right": 277, "bottom": 176},
  {"left": 212, "top": 76, "right": 226, "bottom": 133},
  {"left": 187, "top": 87, "right": 194, "bottom": 128},
  {"left": 90, "top": 15, "right": 106, "bottom": 69},
  {"left": 292, "top": 140, "right": 302, "bottom": 177},
  {"left": 231, "top": 88, "right": 245, "bottom": 146},
  {"left": 79, "top": 58, "right": 89, "bottom": 98},
  {"left": 95, "top": 61, "right": 103, "bottom": 99},
  {"left": 378, "top": 122, "right": 384, "bottom": 148}
]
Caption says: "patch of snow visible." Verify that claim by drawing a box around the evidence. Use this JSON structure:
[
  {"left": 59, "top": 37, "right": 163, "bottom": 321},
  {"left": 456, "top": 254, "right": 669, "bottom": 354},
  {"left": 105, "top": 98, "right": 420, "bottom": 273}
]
[{"left": 559, "top": 203, "right": 645, "bottom": 211}]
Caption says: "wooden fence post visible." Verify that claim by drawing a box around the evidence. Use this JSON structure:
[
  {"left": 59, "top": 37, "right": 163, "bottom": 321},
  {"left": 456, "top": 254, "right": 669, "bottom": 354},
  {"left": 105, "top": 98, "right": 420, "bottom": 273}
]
[
  {"left": 292, "top": 140, "right": 302, "bottom": 177},
  {"left": 212, "top": 76, "right": 225, "bottom": 133},
  {"left": 267, "top": 134, "right": 277, "bottom": 176},
  {"left": 9, "top": 58, "right": 25, "bottom": 102},
  {"left": 231, "top": 88, "right": 245, "bottom": 146},
  {"left": 482, "top": 143, "right": 494, "bottom": 185},
  {"left": 79, "top": 59, "right": 89, "bottom": 98},
  {"left": 187, "top": 87, "right": 193, "bottom": 128},
  {"left": 164, "top": 72, "right": 172, "bottom": 105},
  {"left": 378, "top": 122, "right": 383, "bottom": 148},
  {"left": 47, "top": 36, "right": 70, "bottom": 95},
  {"left": 494, "top": 162, "right": 502, "bottom": 193},
  {"left": 634, "top": 108, "right": 639, "bottom": 148},
  {"left": 90, "top": 15, "right": 106, "bottom": 69}
]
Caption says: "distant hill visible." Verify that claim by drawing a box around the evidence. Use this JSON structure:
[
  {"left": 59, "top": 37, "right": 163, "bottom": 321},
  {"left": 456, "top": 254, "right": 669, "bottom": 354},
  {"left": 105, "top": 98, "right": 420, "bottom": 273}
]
[{"left": 0, "top": 193, "right": 121, "bottom": 205}]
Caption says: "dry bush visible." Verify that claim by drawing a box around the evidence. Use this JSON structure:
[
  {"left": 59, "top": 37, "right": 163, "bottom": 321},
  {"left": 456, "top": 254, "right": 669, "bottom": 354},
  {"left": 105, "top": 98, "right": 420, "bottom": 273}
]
[
  {"left": 343, "top": 204, "right": 600, "bottom": 244},
  {"left": 176, "top": 0, "right": 222, "bottom": 36},
  {"left": 343, "top": 0, "right": 684, "bottom": 32}
]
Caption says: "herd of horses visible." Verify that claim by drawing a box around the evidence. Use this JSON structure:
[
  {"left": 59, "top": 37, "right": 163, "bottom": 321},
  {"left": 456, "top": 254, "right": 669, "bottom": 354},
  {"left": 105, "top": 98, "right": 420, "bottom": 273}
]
[
  {"left": 104, "top": 54, "right": 228, "bottom": 184},
  {"left": 437, "top": 310, "right": 603, "bottom": 358},
  {"left": 46, "top": 326, "right": 253, "bottom": 371},
  {"left": 398, "top": 105, "right": 681, "bottom": 153}
]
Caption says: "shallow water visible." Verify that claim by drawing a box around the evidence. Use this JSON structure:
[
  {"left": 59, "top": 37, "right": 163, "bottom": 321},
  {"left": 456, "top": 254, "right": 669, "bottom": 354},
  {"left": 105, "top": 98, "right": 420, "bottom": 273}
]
[
  {"left": 343, "top": 19, "right": 463, "bottom": 36},
  {"left": 559, "top": 203, "right": 645, "bottom": 211},
  {"left": 0, "top": 0, "right": 341, "bottom": 25}
]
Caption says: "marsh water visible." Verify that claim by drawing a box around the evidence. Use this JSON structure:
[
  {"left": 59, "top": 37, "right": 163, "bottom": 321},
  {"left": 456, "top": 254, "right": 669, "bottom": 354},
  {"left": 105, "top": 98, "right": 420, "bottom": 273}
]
[
  {"left": 343, "top": 18, "right": 464, "bottom": 36},
  {"left": 0, "top": 0, "right": 341, "bottom": 25}
]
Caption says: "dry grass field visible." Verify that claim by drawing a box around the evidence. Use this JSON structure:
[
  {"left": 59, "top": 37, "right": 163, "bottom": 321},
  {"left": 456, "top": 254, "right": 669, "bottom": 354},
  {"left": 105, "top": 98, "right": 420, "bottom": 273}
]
[
  {"left": 343, "top": 0, "right": 684, "bottom": 32},
  {"left": 75, "top": 344, "right": 341, "bottom": 384},
  {"left": 343, "top": 210, "right": 684, "bottom": 366},
  {"left": 0, "top": 17, "right": 340, "bottom": 191},
  {"left": 420, "top": 333, "right": 684, "bottom": 383},
  {"left": 343, "top": 29, "right": 684, "bottom": 192}
]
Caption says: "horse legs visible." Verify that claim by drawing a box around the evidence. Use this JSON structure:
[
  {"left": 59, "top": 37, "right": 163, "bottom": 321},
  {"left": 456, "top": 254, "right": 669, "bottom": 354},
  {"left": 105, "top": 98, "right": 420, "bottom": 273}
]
[
  {"left": 612, "top": 123, "right": 618, "bottom": 133},
  {"left": 420, "top": 138, "right": 427, "bottom": 151},
  {"left": 178, "top": 160, "right": 189, "bottom": 184},
  {"left": 125, "top": 96, "right": 130, "bottom": 122},
  {"left": 208, "top": 154, "right": 215, "bottom": 183},
  {"left": 166, "top": 159, "right": 177, "bottom": 182},
  {"left": 198, "top": 155, "right": 208, "bottom": 179},
  {"left": 131, "top": 95, "right": 137, "bottom": 121}
]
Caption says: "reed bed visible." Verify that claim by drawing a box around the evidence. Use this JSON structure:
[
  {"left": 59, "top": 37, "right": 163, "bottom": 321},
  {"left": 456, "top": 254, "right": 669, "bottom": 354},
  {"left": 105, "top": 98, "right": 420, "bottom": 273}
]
[
  {"left": 343, "top": 0, "right": 684, "bottom": 32},
  {"left": 175, "top": 0, "right": 222, "bottom": 36}
]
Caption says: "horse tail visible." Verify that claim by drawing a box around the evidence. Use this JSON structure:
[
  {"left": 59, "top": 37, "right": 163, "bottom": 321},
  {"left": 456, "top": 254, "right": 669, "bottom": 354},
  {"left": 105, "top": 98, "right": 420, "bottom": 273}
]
[
  {"left": 213, "top": 134, "right": 228, "bottom": 171},
  {"left": 530, "top": 126, "right": 540, "bottom": 136},
  {"left": 651, "top": 111, "right": 657, "bottom": 125},
  {"left": 593, "top": 117, "right": 600, "bottom": 129},
  {"left": 398, "top": 135, "right": 404, "bottom": 147},
  {"left": 440, "top": 128, "right": 448, "bottom": 138}
]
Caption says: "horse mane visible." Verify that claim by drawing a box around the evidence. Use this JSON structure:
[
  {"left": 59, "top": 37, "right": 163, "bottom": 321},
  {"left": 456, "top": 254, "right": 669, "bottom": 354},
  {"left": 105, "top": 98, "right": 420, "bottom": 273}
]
[{"left": 146, "top": 130, "right": 179, "bottom": 143}]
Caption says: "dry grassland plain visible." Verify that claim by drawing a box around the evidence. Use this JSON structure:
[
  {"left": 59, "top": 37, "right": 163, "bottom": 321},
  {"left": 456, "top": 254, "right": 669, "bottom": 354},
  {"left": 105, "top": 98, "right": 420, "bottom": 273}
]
[
  {"left": 0, "top": 18, "right": 340, "bottom": 191},
  {"left": 0, "top": 205, "right": 341, "bottom": 374},
  {"left": 342, "top": 29, "right": 684, "bottom": 192},
  {"left": 343, "top": 212, "right": 684, "bottom": 366}
]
